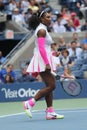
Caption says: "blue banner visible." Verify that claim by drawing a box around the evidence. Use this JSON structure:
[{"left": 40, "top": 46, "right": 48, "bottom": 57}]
[{"left": 0, "top": 79, "right": 87, "bottom": 102}]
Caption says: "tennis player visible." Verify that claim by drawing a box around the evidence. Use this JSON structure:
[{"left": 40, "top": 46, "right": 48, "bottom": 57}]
[{"left": 23, "top": 9, "right": 64, "bottom": 120}]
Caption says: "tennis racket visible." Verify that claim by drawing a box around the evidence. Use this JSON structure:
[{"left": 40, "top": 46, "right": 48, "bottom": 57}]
[
  {"left": 61, "top": 80, "right": 82, "bottom": 96},
  {"left": 51, "top": 71, "right": 82, "bottom": 96}
]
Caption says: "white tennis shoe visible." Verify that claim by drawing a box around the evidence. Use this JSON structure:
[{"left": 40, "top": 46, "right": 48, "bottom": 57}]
[
  {"left": 46, "top": 111, "right": 64, "bottom": 120},
  {"left": 23, "top": 101, "right": 32, "bottom": 118},
  {"left": 24, "top": 101, "right": 64, "bottom": 120}
]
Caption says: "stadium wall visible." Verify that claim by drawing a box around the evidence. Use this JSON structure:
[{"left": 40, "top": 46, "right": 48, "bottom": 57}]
[{"left": 0, "top": 79, "right": 87, "bottom": 102}]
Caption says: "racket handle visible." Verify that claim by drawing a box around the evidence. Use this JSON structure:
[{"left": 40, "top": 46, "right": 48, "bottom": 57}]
[{"left": 51, "top": 71, "right": 57, "bottom": 76}]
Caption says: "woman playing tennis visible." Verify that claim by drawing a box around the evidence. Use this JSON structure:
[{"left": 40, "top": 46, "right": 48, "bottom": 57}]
[{"left": 23, "top": 9, "right": 64, "bottom": 120}]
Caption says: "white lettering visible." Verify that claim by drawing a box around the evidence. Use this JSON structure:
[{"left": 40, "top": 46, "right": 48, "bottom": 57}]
[
  {"left": 1, "top": 88, "right": 40, "bottom": 99},
  {"left": 18, "top": 88, "right": 40, "bottom": 97},
  {"left": 1, "top": 88, "right": 18, "bottom": 98}
]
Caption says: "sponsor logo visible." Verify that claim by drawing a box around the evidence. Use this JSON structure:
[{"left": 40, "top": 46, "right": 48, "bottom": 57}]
[
  {"left": 1, "top": 88, "right": 40, "bottom": 99},
  {"left": 68, "top": 82, "right": 78, "bottom": 93}
]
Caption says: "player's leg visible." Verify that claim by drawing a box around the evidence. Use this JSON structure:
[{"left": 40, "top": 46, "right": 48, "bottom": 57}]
[
  {"left": 24, "top": 71, "right": 64, "bottom": 119},
  {"left": 43, "top": 72, "right": 64, "bottom": 120},
  {"left": 34, "top": 71, "right": 56, "bottom": 100},
  {"left": 23, "top": 71, "right": 55, "bottom": 118},
  {"left": 45, "top": 92, "right": 64, "bottom": 119}
]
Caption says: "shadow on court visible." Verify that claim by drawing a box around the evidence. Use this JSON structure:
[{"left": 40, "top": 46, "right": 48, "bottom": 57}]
[{"left": 0, "top": 109, "right": 87, "bottom": 130}]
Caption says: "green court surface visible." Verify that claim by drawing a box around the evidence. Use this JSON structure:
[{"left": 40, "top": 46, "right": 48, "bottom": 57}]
[{"left": 0, "top": 98, "right": 87, "bottom": 116}]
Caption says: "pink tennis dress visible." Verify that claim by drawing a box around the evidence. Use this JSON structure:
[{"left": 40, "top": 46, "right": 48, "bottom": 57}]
[{"left": 27, "top": 23, "right": 56, "bottom": 73}]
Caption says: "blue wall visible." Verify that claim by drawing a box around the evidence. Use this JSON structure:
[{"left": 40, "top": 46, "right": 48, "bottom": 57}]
[{"left": 0, "top": 79, "right": 87, "bottom": 102}]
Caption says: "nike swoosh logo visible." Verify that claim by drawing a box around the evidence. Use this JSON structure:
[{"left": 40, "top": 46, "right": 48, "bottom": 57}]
[{"left": 49, "top": 114, "right": 57, "bottom": 117}]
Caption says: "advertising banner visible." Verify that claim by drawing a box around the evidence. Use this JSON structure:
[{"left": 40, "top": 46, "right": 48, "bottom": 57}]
[{"left": 0, "top": 80, "right": 87, "bottom": 102}]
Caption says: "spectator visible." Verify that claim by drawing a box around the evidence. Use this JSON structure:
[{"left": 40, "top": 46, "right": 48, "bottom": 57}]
[
  {"left": 20, "top": 0, "right": 29, "bottom": 13},
  {"left": 35, "top": 0, "right": 45, "bottom": 10},
  {"left": 55, "top": 36, "right": 68, "bottom": 58},
  {"left": 61, "top": 6, "right": 70, "bottom": 21},
  {"left": 0, "top": 64, "right": 15, "bottom": 83},
  {"left": 72, "top": 32, "right": 81, "bottom": 46},
  {"left": 81, "top": 32, "right": 87, "bottom": 45},
  {"left": 12, "top": 8, "right": 27, "bottom": 27},
  {"left": 5, "top": 74, "right": 14, "bottom": 83},
  {"left": 15, "top": 1, "right": 21, "bottom": 12},
  {"left": 67, "top": 0, "right": 78, "bottom": 12},
  {"left": 52, "top": 14, "right": 66, "bottom": 33},
  {"left": 51, "top": 42, "right": 59, "bottom": 56},
  {"left": 70, "top": 12, "right": 80, "bottom": 29},
  {"left": 0, "top": 51, "right": 6, "bottom": 65},
  {"left": 81, "top": 42, "right": 87, "bottom": 59},
  {"left": 69, "top": 32, "right": 81, "bottom": 47},
  {"left": 65, "top": 19, "right": 76, "bottom": 32},
  {"left": 9, "top": 0, "right": 17, "bottom": 12},
  {"left": 81, "top": 32, "right": 87, "bottom": 59},
  {"left": 58, "top": 36, "right": 67, "bottom": 49},
  {"left": 51, "top": 43, "right": 61, "bottom": 68},
  {"left": 16, "top": 66, "right": 36, "bottom": 82},
  {"left": 60, "top": 66, "right": 75, "bottom": 81},
  {"left": 68, "top": 41, "right": 82, "bottom": 60},
  {"left": 81, "top": 19, "right": 87, "bottom": 31},
  {"left": 41, "top": 1, "right": 53, "bottom": 12},
  {"left": 60, "top": 49, "right": 74, "bottom": 67},
  {"left": 80, "top": 0, "right": 87, "bottom": 19},
  {"left": 75, "top": 0, "right": 84, "bottom": 19},
  {"left": 24, "top": 8, "right": 33, "bottom": 27},
  {"left": 28, "top": 0, "right": 39, "bottom": 13}
]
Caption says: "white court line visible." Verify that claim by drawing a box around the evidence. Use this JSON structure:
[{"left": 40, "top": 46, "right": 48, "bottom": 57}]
[
  {"left": 0, "top": 110, "right": 40, "bottom": 118},
  {"left": 0, "top": 112, "right": 25, "bottom": 118},
  {"left": 0, "top": 108, "right": 87, "bottom": 119}
]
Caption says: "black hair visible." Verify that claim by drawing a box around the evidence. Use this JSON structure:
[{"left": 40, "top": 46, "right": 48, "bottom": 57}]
[
  {"left": 71, "top": 41, "right": 77, "bottom": 45},
  {"left": 63, "top": 49, "right": 69, "bottom": 55},
  {"left": 56, "top": 13, "right": 62, "bottom": 19},
  {"left": 5, "top": 74, "right": 14, "bottom": 83},
  {"left": 61, "top": 6, "right": 68, "bottom": 12},
  {"left": 7, "top": 64, "right": 13, "bottom": 68},
  {"left": 29, "top": 13, "right": 40, "bottom": 30},
  {"left": 29, "top": 8, "right": 51, "bottom": 30}
]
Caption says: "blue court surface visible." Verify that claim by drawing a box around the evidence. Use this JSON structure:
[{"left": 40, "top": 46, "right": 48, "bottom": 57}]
[{"left": 0, "top": 108, "right": 87, "bottom": 130}]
